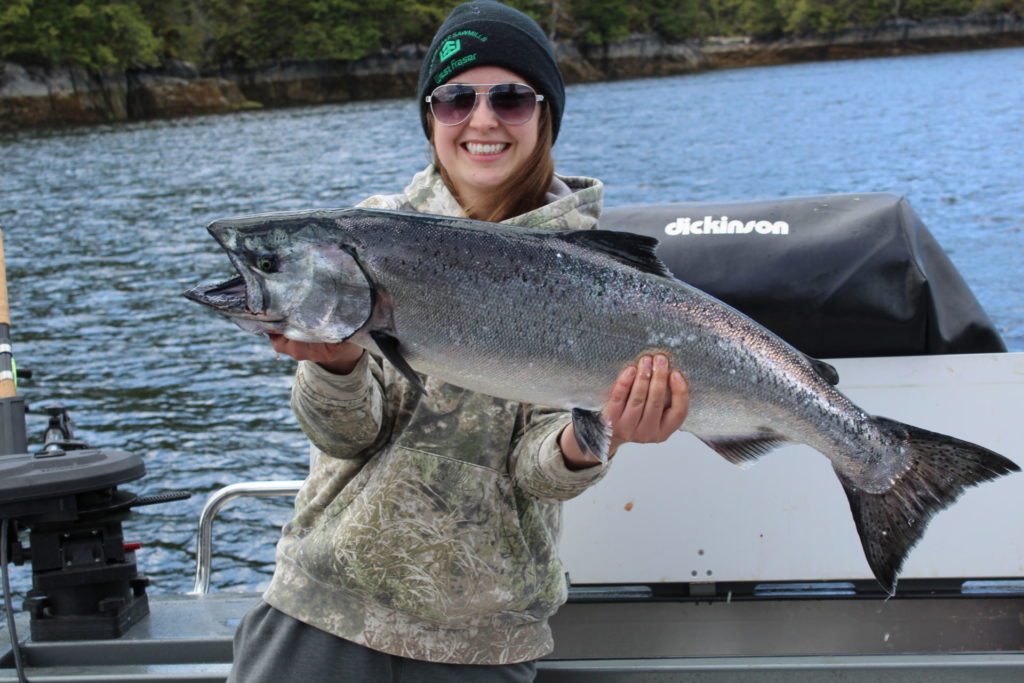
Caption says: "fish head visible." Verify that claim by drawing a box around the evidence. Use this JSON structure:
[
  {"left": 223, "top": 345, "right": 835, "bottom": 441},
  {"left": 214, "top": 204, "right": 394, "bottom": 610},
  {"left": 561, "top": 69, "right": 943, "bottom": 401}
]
[{"left": 184, "top": 210, "right": 373, "bottom": 343}]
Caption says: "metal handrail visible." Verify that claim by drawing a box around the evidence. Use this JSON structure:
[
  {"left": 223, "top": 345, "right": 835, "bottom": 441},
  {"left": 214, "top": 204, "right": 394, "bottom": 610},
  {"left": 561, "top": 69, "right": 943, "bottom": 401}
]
[{"left": 190, "top": 480, "right": 304, "bottom": 595}]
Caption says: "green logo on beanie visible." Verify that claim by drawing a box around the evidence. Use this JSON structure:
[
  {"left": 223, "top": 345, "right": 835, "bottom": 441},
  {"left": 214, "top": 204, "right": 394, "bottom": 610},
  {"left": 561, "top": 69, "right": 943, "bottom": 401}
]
[
  {"left": 439, "top": 39, "right": 461, "bottom": 62},
  {"left": 436, "top": 30, "right": 487, "bottom": 65}
]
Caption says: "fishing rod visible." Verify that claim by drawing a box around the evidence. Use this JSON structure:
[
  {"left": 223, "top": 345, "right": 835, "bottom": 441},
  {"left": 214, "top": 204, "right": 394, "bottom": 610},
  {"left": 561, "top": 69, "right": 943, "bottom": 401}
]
[
  {"left": 0, "top": 227, "right": 29, "bottom": 682},
  {"left": 0, "top": 228, "right": 28, "bottom": 456},
  {"left": 0, "top": 229, "right": 10, "bottom": 392}
]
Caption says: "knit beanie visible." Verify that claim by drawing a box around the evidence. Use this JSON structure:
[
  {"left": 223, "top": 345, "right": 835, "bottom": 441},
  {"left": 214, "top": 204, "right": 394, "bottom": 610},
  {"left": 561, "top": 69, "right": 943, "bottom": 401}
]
[{"left": 418, "top": 0, "right": 565, "bottom": 142}]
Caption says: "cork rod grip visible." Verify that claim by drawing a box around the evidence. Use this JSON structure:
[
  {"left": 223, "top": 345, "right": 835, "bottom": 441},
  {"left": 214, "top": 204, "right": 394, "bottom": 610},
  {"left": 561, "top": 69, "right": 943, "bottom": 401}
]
[{"left": 0, "top": 228, "right": 16, "bottom": 398}]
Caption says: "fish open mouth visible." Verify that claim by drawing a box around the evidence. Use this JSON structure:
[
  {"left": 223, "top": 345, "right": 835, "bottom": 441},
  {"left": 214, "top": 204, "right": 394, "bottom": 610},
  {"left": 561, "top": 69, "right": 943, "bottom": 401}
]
[
  {"left": 184, "top": 275, "right": 285, "bottom": 337},
  {"left": 184, "top": 275, "right": 249, "bottom": 312},
  {"left": 184, "top": 273, "right": 279, "bottom": 321}
]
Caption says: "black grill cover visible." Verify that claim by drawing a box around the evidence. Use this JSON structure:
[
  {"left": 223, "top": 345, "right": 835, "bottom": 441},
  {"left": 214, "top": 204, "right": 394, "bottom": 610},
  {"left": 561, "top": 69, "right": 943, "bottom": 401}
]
[{"left": 600, "top": 193, "right": 1005, "bottom": 358}]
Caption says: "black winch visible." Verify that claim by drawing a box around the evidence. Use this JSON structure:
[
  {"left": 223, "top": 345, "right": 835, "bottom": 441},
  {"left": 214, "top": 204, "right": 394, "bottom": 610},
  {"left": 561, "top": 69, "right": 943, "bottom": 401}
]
[{"left": 0, "top": 405, "right": 189, "bottom": 641}]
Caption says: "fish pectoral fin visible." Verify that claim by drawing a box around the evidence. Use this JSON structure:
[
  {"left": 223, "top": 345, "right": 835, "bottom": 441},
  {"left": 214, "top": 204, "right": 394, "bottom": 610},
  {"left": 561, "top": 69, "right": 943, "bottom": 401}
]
[
  {"left": 696, "top": 431, "right": 791, "bottom": 467},
  {"left": 571, "top": 408, "right": 612, "bottom": 463},
  {"left": 369, "top": 330, "right": 425, "bottom": 395},
  {"left": 558, "top": 230, "right": 673, "bottom": 278}
]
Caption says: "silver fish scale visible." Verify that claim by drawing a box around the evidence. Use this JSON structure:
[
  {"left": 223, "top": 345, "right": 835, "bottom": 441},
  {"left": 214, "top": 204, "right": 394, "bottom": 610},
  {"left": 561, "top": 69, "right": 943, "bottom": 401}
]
[{"left": 340, "top": 213, "right": 894, "bottom": 485}]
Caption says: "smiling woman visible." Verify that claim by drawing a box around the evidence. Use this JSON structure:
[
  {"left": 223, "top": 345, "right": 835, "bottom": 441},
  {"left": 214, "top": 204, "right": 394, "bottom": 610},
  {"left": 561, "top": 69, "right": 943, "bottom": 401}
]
[{"left": 227, "top": 2, "right": 688, "bottom": 681}]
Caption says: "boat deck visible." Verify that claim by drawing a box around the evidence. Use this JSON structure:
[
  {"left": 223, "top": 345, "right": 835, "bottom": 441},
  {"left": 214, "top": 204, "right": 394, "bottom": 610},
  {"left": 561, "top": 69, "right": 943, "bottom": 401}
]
[{"left": 4, "top": 588, "right": 1024, "bottom": 682}]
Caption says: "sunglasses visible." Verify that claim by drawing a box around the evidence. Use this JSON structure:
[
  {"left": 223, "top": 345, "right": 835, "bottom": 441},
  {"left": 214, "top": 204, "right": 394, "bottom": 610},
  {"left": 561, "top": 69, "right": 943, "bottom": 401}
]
[{"left": 426, "top": 83, "right": 544, "bottom": 127}]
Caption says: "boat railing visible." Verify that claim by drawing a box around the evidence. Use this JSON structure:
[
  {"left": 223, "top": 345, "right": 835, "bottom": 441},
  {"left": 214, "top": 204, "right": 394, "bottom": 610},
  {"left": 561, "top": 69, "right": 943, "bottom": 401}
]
[{"left": 191, "top": 480, "right": 303, "bottom": 595}]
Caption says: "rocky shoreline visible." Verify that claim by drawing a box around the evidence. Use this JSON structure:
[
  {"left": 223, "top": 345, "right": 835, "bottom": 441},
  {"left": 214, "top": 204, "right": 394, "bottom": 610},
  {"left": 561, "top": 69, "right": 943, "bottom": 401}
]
[{"left": 1, "top": 14, "right": 1021, "bottom": 131}]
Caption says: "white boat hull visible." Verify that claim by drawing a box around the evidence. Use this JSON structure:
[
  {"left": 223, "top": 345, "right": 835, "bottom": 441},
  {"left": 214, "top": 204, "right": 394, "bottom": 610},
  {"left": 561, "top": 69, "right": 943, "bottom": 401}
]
[{"left": 561, "top": 351, "right": 1024, "bottom": 585}]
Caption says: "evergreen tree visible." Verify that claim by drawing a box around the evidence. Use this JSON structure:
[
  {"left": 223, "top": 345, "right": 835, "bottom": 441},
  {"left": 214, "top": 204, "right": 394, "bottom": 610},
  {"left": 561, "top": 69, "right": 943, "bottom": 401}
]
[
  {"left": 1, "top": 0, "right": 161, "bottom": 69},
  {"left": 0, "top": 0, "right": 1011, "bottom": 71}
]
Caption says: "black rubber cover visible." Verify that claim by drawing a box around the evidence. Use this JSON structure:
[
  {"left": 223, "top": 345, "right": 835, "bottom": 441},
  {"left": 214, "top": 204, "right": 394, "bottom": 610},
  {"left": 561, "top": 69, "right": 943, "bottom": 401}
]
[{"left": 601, "top": 193, "right": 1005, "bottom": 358}]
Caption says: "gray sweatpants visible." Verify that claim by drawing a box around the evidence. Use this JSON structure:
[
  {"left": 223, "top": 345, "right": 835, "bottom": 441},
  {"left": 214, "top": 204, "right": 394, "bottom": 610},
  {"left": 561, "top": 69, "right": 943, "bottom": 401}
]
[{"left": 227, "top": 600, "right": 538, "bottom": 682}]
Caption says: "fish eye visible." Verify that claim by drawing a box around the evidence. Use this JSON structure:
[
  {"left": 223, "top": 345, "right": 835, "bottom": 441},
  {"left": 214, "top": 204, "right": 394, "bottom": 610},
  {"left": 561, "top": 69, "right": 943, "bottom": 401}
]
[{"left": 254, "top": 254, "right": 278, "bottom": 273}]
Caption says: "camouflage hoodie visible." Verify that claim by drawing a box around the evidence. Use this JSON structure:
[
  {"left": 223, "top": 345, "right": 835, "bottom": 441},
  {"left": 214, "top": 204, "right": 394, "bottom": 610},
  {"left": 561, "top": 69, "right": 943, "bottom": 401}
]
[{"left": 263, "top": 165, "right": 609, "bottom": 665}]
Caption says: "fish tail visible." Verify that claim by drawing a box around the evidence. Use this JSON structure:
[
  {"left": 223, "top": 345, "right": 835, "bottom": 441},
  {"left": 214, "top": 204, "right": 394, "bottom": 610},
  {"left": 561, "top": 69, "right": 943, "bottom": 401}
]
[{"left": 839, "top": 416, "right": 1019, "bottom": 595}]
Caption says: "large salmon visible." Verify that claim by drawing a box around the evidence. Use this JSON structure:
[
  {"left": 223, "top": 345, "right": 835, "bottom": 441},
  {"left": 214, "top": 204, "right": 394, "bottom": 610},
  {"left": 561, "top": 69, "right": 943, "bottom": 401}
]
[{"left": 185, "top": 207, "right": 1018, "bottom": 592}]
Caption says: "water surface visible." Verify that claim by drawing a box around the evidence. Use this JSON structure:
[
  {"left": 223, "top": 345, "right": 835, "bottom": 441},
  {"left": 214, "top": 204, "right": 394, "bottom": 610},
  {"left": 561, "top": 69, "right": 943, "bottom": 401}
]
[{"left": 1, "top": 47, "right": 1021, "bottom": 596}]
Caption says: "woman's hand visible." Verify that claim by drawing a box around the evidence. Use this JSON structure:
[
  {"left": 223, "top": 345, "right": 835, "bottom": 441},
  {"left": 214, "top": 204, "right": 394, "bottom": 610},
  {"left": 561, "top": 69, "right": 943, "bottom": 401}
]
[
  {"left": 560, "top": 354, "right": 689, "bottom": 469},
  {"left": 268, "top": 334, "right": 364, "bottom": 375}
]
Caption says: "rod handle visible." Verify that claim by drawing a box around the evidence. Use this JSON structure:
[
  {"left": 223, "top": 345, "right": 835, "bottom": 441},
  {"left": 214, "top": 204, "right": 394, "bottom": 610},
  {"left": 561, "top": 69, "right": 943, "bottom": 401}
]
[
  {"left": 0, "top": 228, "right": 15, "bottom": 398},
  {"left": 0, "top": 228, "right": 9, "bottom": 326}
]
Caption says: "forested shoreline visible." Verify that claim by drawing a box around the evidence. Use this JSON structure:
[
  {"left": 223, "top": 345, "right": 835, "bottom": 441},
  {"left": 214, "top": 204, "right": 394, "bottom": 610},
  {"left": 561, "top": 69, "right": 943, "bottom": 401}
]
[
  {"left": 1, "top": 2, "right": 1022, "bottom": 130},
  {"left": 2, "top": 0, "right": 1018, "bottom": 71}
]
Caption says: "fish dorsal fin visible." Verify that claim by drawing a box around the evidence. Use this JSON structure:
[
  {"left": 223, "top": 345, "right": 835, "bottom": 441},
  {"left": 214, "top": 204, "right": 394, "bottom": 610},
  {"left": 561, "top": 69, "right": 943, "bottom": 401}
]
[
  {"left": 806, "top": 354, "right": 840, "bottom": 386},
  {"left": 558, "top": 230, "right": 672, "bottom": 278}
]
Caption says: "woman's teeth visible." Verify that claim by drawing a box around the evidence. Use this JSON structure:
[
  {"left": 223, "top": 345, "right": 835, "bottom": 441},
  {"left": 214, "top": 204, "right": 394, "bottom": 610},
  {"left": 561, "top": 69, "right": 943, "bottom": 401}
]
[{"left": 465, "top": 142, "right": 508, "bottom": 155}]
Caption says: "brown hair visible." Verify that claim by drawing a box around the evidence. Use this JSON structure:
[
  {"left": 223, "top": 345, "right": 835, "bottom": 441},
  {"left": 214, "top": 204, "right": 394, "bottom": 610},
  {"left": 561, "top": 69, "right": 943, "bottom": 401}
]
[{"left": 430, "top": 106, "right": 555, "bottom": 223}]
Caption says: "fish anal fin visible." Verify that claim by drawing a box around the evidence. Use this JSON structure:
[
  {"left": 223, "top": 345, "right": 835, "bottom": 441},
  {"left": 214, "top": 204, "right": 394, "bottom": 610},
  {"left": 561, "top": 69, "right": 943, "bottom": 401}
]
[
  {"left": 558, "top": 230, "right": 672, "bottom": 278},
  {"left": 370, "top": 330, "right": 425, "bottom": 395},
  {"left": 571, "top": 408, "right": 612, "bottom": 463},
  {"left": 697, "top": 432, "right": 791, "bottom": 468}
]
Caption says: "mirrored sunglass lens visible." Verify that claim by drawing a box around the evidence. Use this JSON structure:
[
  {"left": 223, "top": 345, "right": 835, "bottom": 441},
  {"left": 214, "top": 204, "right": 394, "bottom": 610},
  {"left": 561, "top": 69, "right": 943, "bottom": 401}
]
[
  {"left": 433, "top": 86, "right": 476, "bottom": 124},
  {"left": 489, "top": 84, "right": 535, "bottom": 123}
]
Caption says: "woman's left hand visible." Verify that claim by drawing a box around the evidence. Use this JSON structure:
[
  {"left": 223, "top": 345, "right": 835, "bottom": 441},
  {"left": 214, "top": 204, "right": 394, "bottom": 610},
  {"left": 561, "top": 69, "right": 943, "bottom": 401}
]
[
  {"left": 605, "top": 353, "right": 689, "bottom": 450},
  {"left": 560, "top": 353, "right": 689, "bottom": 468}
]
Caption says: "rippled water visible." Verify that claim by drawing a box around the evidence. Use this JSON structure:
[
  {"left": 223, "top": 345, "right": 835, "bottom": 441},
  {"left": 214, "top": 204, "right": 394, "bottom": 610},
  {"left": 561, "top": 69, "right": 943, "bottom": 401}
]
[{"left": 1, "top": 47, "right": 1021, "bottom": 596}]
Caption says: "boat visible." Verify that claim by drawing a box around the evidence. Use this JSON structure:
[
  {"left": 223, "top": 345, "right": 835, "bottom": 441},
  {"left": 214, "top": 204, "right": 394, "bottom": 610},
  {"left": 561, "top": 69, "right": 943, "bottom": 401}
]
[{"left": 2, "top": 193, "right": 1022, "bottom": 681}]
